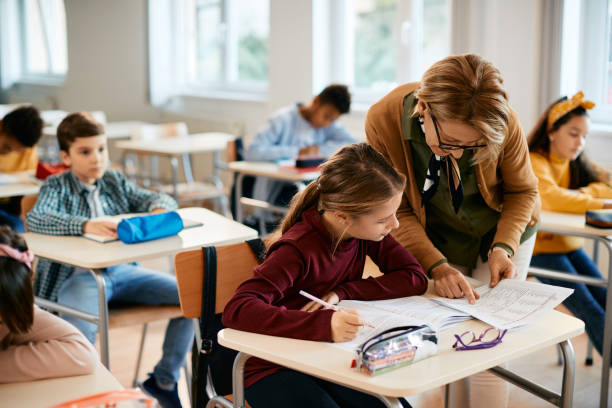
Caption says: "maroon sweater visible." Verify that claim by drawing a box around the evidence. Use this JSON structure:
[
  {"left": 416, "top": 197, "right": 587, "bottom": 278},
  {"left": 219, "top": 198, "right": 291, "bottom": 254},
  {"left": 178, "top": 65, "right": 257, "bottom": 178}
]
[{"left": 222, "top": 207, "right": 428, "bottom": 387}]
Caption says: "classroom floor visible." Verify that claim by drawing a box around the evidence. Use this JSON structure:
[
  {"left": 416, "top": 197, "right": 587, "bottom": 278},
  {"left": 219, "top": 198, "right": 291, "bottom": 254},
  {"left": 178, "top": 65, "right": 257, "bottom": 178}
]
[{"left": 100, "top": 257, "right": 612, "bottom": 408}]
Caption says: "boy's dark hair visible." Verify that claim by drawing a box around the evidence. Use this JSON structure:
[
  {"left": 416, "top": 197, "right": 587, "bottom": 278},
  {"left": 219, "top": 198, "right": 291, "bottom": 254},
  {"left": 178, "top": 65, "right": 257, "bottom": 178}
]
[
  {"left": 317, "top": 84, "right": 351, "bottom": 114},
  {"left": 0, "top": 226, "right": 34, "bottom": 335},
  {"left": 1, "top": 106, "right": 43, "bottom": 147},
  {"left": 57, "top": 112, "right": 105, "bottom": 152}
]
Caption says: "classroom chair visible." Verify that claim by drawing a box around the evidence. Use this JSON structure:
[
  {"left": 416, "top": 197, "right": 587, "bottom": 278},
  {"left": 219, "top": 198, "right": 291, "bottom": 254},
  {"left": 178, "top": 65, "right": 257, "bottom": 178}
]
[
  {"left": 175, "top": 241, "right": 262, "bottom": 408},
  {"left": 123, "top": 122, "right": 232, "bottom": 216},
  {"left": 21, "top": 195, "right": 192, "bottom": 392}
]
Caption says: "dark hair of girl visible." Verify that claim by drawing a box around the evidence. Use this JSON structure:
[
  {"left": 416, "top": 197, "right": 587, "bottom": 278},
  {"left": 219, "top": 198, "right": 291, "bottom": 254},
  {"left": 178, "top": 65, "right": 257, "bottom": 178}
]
[{"left": 0, "top": 225, "right": 34, "bottom": 335}]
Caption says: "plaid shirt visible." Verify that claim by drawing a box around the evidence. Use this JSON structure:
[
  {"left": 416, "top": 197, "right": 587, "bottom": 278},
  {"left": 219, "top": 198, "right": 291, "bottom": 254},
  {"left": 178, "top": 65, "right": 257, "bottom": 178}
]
[{"left": 27, "top": 169, "right": 178, "bottom": 301}]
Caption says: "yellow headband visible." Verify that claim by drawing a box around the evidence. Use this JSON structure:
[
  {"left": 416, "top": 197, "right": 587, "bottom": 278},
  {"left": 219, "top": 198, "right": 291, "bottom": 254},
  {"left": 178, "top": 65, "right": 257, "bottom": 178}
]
[{"left": 547, "top": 91, "right": 595, "bottom": 130}]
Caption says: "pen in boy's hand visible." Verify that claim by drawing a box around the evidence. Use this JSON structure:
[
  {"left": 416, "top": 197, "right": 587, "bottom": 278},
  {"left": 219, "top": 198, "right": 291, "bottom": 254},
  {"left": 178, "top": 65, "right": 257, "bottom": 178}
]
[{"left": 298, "top": 290, "right": 375, "bottom": 328}]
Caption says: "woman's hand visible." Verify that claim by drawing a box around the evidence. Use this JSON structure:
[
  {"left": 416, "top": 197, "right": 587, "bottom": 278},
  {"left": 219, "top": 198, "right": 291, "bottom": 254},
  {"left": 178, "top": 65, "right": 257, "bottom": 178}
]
[
  {"left": 150, "top": 208, "right": 168, "bottom": 214},
  {"left": 83, "top": 220, "right": 118, "bottom": 239},
  {"left": 301, "top": 291, "right": 339, "bottom": 312},
  {"left": 488, "top": 247, "right": 517, "bottom": 287},
  {"left": 430, "top": 263, "right": 479, "bottom": 304},
  {"left": 330, "top": 309, "right": 363, "bottom": 342}
]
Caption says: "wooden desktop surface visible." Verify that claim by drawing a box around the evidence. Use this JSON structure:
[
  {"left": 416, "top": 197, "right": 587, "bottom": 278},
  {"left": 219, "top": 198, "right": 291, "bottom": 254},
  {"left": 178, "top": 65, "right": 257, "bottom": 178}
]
[
  {"left": 219, "top": 309, "right": 583, "bottom": 398},
  {"left": 23, "top": 207, "right": 257, "bottom": 269},
  {"left": 228, "top": 161, "right": 320, "bottom": 182},
  {"left": 0, "top": 361, "right": 123, "bottom": 408},
  {"left": 115, "top": 133, "right": 235, "bottom": 155},
  {"left": 540, "top": 210, "right": 612, "bottom": 238}
]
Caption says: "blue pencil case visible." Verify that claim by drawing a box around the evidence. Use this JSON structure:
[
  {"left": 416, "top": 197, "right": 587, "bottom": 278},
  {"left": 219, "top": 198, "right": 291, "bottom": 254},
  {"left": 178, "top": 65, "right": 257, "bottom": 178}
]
[
  {"left": 117, "top": 211, "right": 184, "bottom": 244},
  {"left": 586, "top": 210, "right": 612, "bottom": 229}
]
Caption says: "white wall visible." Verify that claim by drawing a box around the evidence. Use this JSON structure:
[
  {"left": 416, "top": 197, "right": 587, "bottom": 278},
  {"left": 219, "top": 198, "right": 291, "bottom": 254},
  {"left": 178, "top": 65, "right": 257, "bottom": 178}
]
[{"left": 1, "top": 0, "right": 546, "bottom": 142}]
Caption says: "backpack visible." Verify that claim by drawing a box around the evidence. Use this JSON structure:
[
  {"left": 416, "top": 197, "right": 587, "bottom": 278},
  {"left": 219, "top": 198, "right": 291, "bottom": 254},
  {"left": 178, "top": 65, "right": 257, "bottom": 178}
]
[{"left": 191, "top": 238, "right": 267, "bottom": 407}]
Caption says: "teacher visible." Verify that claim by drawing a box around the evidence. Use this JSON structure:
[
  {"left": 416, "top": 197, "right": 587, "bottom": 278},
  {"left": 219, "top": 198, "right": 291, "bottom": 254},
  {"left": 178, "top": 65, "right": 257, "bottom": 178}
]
[{"left": 366, "top": 54, "right": 540, "bottom": 407}]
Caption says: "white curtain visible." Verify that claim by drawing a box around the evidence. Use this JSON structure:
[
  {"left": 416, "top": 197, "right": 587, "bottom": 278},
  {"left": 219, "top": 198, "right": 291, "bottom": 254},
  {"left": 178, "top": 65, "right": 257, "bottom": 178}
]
[{"left": 537, "top": 0, "right": 564, "bottom": 112}]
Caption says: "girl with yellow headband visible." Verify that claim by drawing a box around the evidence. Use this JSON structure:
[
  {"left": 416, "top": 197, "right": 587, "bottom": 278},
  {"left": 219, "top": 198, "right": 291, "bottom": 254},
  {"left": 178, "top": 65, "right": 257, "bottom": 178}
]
[{"left": 528, "top": 91, "right": 612, "bottom": 361}]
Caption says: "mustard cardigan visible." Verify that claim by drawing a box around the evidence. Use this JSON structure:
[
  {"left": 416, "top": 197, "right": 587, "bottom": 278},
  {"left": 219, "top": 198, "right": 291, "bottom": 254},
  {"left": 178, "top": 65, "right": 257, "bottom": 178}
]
[{"left": 531, "top": 151, "right": 612, "bottom": 254}]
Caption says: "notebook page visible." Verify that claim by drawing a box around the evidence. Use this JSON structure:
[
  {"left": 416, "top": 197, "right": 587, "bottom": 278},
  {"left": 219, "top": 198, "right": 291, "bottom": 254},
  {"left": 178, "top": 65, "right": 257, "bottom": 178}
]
[{"left": 429, "top": 279, "right": 573, "bottom": 329}]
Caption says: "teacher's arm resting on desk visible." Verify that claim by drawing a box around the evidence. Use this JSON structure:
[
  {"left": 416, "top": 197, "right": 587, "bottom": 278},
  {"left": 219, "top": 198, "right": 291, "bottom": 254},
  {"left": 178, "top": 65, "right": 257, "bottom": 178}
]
[{"left": 0, "top": 306, "right": 98, "bottom": 383}]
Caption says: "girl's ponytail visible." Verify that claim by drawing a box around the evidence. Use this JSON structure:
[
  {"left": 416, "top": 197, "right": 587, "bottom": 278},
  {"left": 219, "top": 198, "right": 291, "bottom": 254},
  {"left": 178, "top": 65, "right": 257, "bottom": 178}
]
[{"left": 280, "top": 181, "right": 321, "bottom": 234}]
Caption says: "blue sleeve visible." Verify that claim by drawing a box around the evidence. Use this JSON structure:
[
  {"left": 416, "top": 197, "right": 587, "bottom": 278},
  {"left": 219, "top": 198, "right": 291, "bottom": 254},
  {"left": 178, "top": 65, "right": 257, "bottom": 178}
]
[
  {"left": 245, "top": 114, "right": 300, "bottom": 161},
  {"left": 319, "top": 122, "right": 358, "bottom": 157},
  {"left": 26, "top": 182, "right": 88, "bottom": 236}
]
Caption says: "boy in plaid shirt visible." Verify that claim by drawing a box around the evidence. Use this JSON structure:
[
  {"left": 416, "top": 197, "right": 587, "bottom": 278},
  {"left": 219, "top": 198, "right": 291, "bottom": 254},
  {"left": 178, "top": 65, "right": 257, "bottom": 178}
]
[{"left": 26, "top": 113, "right": 191, "bottom": 408}]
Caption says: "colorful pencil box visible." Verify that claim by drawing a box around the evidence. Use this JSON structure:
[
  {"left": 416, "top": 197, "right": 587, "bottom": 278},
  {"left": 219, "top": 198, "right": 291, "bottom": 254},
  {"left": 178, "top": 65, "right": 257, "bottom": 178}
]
[
  {"left": 353, "top": 325, "right": 438, "bottom": 376},
  {"left": 586, "top": 209, "right": 612, "bottom": 229}
]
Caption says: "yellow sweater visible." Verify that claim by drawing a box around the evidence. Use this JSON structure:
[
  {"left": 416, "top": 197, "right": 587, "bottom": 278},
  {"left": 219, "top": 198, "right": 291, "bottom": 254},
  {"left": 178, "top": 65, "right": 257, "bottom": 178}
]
[
  {"left": 531, "top": 152, "right": 612, "bottom": 254},
  {"left": 0, "top": 148, "right": 38, "bottom": 172}
]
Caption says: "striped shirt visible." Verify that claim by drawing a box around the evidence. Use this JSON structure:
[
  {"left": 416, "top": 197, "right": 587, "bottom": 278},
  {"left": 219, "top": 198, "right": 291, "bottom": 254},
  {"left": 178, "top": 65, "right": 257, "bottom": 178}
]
[{"left": 27, "top": 169, "right": 178, "bottom": 301}]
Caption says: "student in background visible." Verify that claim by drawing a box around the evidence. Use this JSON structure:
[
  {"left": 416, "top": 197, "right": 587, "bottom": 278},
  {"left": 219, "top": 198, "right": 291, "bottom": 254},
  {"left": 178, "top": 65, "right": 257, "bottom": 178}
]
[
  {"left": 0, "top": 106, "right": 43, "bottom": 232},
  {"left": 244, "top": 84, "right": 357, "bottom": 231},
  {"left": 26, "top": 113, "right": 192, "bottom": 408},
  {"left": 528, "top": 91, "right": 612, "bottom": 361},
  {"left": 223, "top": 143, "right": 427, "bottom": 408},
  {"left": 0, "top": 225, "right": 98, "bottom": 383}
]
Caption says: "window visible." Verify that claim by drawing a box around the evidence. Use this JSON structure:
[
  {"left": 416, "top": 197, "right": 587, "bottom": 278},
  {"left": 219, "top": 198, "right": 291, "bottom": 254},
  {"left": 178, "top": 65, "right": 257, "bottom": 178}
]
[
  {"left": 21, "top": 0, "right": 68, "bottom": 78},
  {"left": 561, "top": 0, "right": 612, "bottom": 124},
  {"left": 315, "top": 0, "right": 452, "bottom": 105},
  {"left": 149, "top": 0, "right": 269, "bottom": 104},
  {"left": 0, "top": 0, "right": 67, "bottom": 88}
]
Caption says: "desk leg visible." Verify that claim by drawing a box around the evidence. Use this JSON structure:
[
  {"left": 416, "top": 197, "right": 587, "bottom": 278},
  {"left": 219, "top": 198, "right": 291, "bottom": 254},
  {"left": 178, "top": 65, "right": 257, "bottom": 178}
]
[
  {"left": 373, "top": 395, "right": 404, "bottom": 408},
  {"left": 599, "top": 238, "right": 612, "bottom": 408},
  {"left": 89, "top": 269, "right": 110, "bottom": 368},
  {"left": 235, "top": 173, "right": 245, "bottom": 223},
  {"left": 232, "top": 352, "right": 251, "bottom": 408},
  {"left": 170, "top": 157, "right": 180, "bottom": 200},
  {"left": 559, "top": 340, "right": 576, "bottom": 408}
]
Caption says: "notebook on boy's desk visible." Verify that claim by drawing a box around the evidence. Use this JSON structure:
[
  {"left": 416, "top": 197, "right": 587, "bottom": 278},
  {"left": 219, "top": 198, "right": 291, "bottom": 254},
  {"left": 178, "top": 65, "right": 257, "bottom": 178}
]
[
  {"left": 333, "top": 279, "right": 573, "bottom": 352},
  {"left": 83, "top": 214, "right": 203, "bottom": 243}
]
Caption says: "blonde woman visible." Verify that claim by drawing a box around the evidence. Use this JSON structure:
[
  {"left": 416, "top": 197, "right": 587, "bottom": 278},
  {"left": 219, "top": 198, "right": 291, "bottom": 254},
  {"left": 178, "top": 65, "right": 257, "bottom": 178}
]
[{"left": 366, "top": 54, "right": 539, "bottom": 408}]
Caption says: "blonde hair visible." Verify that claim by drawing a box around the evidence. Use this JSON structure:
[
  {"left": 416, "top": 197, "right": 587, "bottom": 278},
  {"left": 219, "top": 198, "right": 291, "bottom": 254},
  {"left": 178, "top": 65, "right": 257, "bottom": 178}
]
[
  {"left": 414, "top": 54, "right": 510, "bottom": 164},
  {"left": 278, "top": 143, "right": 405, "bottom": 238}
]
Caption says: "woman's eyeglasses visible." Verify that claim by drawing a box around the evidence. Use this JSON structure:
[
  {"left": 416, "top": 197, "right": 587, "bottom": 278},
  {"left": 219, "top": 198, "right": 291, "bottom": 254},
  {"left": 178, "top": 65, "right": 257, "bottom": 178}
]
[
  {"left": 452, "top": 328, "right": 507, "bottom": 351},
  {"left": 430, "top": 114, "right": 487, "bottom": 151}
]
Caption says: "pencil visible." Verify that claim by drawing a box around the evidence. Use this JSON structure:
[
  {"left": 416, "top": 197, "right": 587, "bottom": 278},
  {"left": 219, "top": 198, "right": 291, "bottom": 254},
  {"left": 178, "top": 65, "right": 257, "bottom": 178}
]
[{"left": 299, "top": 290, "right": 375, "bottom": 328}]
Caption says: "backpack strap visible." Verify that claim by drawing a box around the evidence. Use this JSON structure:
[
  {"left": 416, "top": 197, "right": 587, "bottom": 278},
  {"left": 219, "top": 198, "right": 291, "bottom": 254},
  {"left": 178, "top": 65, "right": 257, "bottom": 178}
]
[
  {"left": 200, "top": 246, "right": 217, "bottom": 354},
  {"left": 246, "top": 238, "right": 267, "bottom": 264}
]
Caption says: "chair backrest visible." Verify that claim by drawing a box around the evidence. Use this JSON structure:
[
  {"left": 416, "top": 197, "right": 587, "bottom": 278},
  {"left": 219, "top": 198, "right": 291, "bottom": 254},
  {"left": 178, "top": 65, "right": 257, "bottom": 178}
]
[
  {"left": 131, "top": 122, "right": 189, "bottom": 141},
  {"left": 20, "top": 194, "right": 38, "bottom": 231},
  {"left": 174, "top": 241, "right": 260, "bottom": 317}
]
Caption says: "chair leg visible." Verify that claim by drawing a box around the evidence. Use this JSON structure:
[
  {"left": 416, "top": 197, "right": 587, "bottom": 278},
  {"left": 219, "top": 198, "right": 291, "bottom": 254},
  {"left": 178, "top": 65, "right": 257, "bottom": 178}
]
[
  {"left": 183, "top": 359, "right": 192, "bottom": 405},
  {"left": 586, "top": 338, "right": 594, "bottom": 366},
  {"left": 133, "top": 323, "right": 149, "bottom": 386}
]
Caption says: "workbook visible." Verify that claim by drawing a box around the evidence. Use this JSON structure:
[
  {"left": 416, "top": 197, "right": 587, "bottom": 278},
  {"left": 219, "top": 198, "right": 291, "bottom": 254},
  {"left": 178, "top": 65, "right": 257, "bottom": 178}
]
[
  {"left": 83, "top": 214, "right": 203, "bottom": 243},
  {"left": 332, "top": 279, "right": 573, "bottom": 352}
]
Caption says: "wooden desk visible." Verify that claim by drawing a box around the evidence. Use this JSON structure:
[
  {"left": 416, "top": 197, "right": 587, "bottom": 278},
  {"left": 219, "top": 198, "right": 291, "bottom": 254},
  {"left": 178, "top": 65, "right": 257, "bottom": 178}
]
[
  {"left": 0, "top": 361, "right": 123, "bottom": 408},
  {"left": 228, "top": 161, "right": 320, "bottom": 227},
  {"left": 0, "top": 171, "right": 41, "bottom": 198},
  {"left": 116, "top": 133, "right": 235, "bottom": 215},
  {"left": 534, "top": 211, "right": 612, "bottom": 408},
  {"left": 25, "top": 207, "right": 257, "bottom": 367},
  {"left": 219, "top": 308, "right": 583, "bottom": 408}
]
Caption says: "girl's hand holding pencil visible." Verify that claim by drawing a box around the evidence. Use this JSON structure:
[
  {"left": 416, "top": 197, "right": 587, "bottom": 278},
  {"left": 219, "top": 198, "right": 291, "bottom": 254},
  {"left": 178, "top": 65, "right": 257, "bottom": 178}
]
[{"left": 299, "top": 290, "right": 375, "bottom": 342}]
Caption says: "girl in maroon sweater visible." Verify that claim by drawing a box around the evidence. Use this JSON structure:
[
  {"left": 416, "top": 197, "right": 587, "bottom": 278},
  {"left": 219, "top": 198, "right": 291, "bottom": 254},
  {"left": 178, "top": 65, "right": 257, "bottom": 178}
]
[{"left": 223, "top": 143, "right": 427, "bottom": 408}]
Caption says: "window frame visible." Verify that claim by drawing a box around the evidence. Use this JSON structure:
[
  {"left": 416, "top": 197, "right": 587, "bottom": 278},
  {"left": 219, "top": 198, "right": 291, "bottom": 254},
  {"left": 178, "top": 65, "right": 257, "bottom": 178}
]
[
  {"left": 314, "top": 0, "right": 452, "bottom": 107},
  {"left": 177, "top": 0, "right": 269, "bottom": 99},
  {"left": 17, "top": 0, "right": 67, "bottom": 84}
]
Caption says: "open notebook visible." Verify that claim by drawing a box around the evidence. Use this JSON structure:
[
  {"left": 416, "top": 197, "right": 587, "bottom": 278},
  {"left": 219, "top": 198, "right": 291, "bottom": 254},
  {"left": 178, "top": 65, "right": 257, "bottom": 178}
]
[
  {"left": 83, "top": 214, "right": 203, "bottom": 243},
  {"left": 332, "top": 279, "right": 573, "bottom": 352}
]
